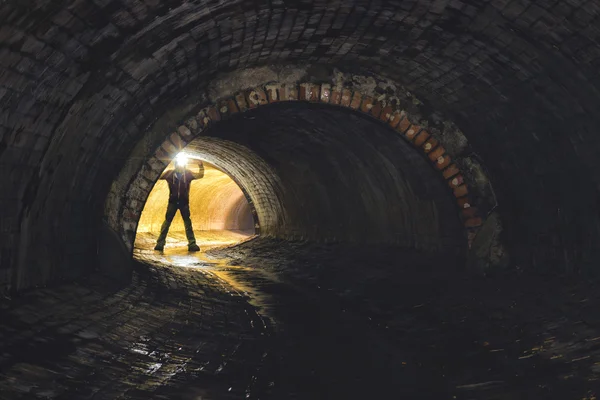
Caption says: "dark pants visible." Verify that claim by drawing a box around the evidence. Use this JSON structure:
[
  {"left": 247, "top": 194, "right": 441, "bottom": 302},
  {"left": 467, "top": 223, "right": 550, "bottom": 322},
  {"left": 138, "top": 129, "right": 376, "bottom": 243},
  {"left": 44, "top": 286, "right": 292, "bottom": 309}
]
[{"left": 156, "top": 201, "right": 197, "bottom": 247}]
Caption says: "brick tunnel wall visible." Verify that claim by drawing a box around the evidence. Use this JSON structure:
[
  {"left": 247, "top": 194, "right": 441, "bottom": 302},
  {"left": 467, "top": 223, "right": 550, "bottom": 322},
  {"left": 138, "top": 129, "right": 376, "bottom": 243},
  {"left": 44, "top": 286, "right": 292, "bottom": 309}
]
[
  {"left": 106, "top": 79, "right": 486, "bottom": 258},
  {"left": 180, "top": 103, "right": 465, "bottom": 249},
  {"left": 157, "top": 136, "right": 288, "bottom": 243},
  {"left": 2, "top": 0, "right": 600, "bottom": 293}
]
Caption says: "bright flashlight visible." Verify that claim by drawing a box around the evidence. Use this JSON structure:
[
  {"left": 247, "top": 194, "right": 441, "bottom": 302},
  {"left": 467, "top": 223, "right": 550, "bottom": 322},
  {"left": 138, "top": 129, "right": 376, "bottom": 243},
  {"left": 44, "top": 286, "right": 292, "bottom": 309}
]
[{"left": 175, "top": 152, "right": 188, "bottom": 167}]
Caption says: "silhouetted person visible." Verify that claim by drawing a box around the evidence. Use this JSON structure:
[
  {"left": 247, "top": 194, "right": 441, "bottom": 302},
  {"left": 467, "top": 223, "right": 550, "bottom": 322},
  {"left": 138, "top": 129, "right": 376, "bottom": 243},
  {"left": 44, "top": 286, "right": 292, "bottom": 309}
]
[{"left": 154, "top": 154, "right": 204, "bottom": 252}]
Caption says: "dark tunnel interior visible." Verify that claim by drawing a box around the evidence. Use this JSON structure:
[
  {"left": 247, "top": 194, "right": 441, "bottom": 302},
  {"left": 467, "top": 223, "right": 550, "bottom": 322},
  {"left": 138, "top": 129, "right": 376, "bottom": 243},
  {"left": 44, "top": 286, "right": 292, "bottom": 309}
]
[
  {"left": 2, "top": 0, "right": 600, "bottom": 398},
  {"left": 182, "top": 103, "right": 465, "bottom": 250}
]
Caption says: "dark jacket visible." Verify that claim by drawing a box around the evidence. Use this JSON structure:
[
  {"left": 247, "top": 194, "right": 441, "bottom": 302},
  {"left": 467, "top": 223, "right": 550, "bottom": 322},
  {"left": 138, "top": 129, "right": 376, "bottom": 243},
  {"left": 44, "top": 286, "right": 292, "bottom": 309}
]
[{"left": 160, "top": 166, "right": 204, "bottom": 203}]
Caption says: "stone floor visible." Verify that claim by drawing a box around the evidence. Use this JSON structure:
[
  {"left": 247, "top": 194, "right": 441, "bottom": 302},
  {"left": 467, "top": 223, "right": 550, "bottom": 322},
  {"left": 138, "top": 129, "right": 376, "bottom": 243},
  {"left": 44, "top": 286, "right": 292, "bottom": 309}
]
[
  {"left": 1, "top": 232, "right": 600, "bottom": 399},
  {"left": 133, "top": 229, "right": 255, "bottom": 251},
  {"left": 0, "top": 232, "right": 271, "bottom": 400},
  {"left": 208, "top": 238, "right": 600, "bottom": 400}
]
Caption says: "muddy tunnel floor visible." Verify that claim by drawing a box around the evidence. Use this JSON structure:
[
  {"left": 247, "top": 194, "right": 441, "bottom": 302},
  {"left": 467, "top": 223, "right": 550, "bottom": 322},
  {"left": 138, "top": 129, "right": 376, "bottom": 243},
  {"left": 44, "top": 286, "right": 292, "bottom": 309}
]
[{"left": 1, "top": 239, "right": 600, "bottom": 399}]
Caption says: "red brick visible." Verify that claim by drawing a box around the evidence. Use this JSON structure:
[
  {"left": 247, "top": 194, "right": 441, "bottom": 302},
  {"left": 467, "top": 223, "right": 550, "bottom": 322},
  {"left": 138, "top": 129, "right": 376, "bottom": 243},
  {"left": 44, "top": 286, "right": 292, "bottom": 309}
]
[
  {"left": 396, "top": 117, "right": 411, "bottom": 134},
  {"left": 448, "top": 174, "right": 464, "bottom": 188},
  {"left": 428, "top": 146, "right": 445, "bottom": 161},
  {"left": 453, "top": 184, "right": 469, "bottom": 198},
  {"left": 405, "top": 125, "right": 421, "bottom": 141},
  {"left": 206, "top": 106, "right": 220, "bottom": 121},
  {"left": 380, "top": 105, "right": 394, "bottom": 122},
  {"left": 227, "top": 98, "right": 240, "bottom": 114},
  {"left": 360, "top": 96, "right": 373, "bottom": 113},
  {"left": 340, "top": 89, "right": 353, "bottom": 107},
  {"left": 299, "top": 84, "right": 309, "bottom": 100},
  {"left": 422, "top": 137, "right": 438, "bottom": 153},
  {"left": 413, "top": 130, "right": 430, "bottom": 146},
  {"left": 370, "top": 100, "right": 383, "bottom": 118},
  {"left": 387, "top": 110, "right": 403, "bottom": 128},
  {"left": 307, "top": 83, "right": 320, "bottom": 101},
  {"left": 350, "top": 92, "right": 362, "bottom": 109},
  {"left": 442, "top": 164, "right": 460, "bottom": 179},
  {"left": 435, "top": 154, "right": 451, "bottom": 170},
  {"left": 235, "top": 92, "right": 248, "bottom": 111},
  {"left": 330, "top": 89, "right": 342, "bottom": 105}
]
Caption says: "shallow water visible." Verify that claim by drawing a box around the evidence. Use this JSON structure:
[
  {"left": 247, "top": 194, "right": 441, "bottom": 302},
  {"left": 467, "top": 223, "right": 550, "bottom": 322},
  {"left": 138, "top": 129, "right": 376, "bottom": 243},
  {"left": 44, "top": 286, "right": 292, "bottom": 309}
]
[{"left": 0, "top": 232, "right": 597, "bottom": 399}]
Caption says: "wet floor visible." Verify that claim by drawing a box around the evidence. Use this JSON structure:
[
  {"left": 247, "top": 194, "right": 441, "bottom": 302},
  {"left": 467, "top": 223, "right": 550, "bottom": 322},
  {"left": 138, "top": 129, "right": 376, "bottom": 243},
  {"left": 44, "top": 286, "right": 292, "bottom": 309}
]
[
  {"left": 135, "top": 232, "right": 433, "bottom": 399},
  {"left": 136, "top": 232, "right": 600, "bottom": 399},
  {"left": 1, "top": 232, "right": 600, "bottom": 399}
]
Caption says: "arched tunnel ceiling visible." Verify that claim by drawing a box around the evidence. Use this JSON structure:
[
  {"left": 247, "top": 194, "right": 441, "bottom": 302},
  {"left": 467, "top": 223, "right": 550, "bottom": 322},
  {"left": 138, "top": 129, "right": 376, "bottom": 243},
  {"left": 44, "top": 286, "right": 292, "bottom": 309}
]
[
  {"left": 2, "top": 0, "right": 600, "bottom": 292},
  {"left": 182, "top": 103, "right": 466, "bottom": 250}
]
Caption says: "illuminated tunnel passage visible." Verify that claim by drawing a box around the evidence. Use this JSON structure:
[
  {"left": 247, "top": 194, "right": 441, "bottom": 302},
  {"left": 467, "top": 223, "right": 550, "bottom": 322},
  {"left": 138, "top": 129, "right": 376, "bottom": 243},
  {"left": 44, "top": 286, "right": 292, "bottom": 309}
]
[
  {"left": 134, "top": 161, "right": 255, "bottom": 251},
  {"left": 5, "top": 0, "right": 600, "bottom": 398},
  {"left": 180, "top": 103, "right": 466, "bottom": 253},
  {"left": 2, "top": 91, "right": 597, "bottom": 400}
]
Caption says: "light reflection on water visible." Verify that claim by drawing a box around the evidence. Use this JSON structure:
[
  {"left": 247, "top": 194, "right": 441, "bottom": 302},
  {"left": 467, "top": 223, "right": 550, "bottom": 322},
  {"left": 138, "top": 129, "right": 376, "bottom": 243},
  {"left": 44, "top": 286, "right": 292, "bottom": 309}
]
[{"left": 134, "top": 230, "right": 278, "bottom": 323}]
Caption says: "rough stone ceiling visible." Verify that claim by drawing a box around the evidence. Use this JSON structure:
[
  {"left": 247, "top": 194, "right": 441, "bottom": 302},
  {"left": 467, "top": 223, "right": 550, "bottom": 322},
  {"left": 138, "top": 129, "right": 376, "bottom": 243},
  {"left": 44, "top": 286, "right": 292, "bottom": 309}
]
[{"left": 2, "top": 0, "right": 600, "bottom": 292}]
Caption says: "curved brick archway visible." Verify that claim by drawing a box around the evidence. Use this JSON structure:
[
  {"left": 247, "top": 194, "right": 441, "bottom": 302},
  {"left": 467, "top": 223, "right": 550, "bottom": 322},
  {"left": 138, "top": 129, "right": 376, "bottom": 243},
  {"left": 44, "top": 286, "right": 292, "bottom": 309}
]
[
  {"left": 3, "top": 0, "right": 600, "bottom": 293},
  {"left": 116, "top": 81, "right": 486, "bottom": 254},
  {"left": 6, "top": 1, "right": 600, "bottom": 394}
]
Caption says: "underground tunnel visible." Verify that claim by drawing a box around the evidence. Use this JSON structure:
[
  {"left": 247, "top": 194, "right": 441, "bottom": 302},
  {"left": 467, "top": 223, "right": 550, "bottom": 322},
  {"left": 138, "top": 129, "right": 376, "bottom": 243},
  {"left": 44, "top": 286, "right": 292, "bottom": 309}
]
[
  {"left": 134, "top": 158, "right": 256, "bottom": 251},
  {"left": 134, "top": 102, "right": 466, "bottom": 256},
  {"left": 2, "top": 0, "right": 600, "bottom": 399}
]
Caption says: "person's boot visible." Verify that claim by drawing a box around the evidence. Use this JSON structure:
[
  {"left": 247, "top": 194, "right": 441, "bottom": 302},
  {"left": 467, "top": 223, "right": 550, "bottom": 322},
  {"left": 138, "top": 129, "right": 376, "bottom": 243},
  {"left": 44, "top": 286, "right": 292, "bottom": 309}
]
[
  {"left": 188, "top": 243, "right": 200, "bottom": 252},
  {"left": 154, "top": 243, "right": 164, "bottom": 251}
]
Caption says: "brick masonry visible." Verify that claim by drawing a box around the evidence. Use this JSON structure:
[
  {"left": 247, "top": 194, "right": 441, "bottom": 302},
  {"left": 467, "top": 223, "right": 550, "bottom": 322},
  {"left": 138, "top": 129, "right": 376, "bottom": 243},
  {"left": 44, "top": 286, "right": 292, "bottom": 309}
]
[
  {"left": 117, "top": 81, "right": 480, "bottom": 257},
  {"left": 0, "top": 259, "right": 274, "bottom": 399},
  {"left": 2, "top": 0, "right": 600, "bottom": 293}
]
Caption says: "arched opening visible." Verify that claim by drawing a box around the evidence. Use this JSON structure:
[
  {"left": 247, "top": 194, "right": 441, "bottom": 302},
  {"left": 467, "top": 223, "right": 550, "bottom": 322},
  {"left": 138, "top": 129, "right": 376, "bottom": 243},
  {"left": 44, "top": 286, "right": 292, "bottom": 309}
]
[
  {"left": 134, "top": 160, "right": 256, "bottom": 252},
  {"left": 4, "top": 0, "right": 600, "bottom": 396},
  {"left": 128, "top": 101, "right": 467, "bottom": 260},
  {"left": 109, "top": 79, "right": 492, "bottom": 268}
]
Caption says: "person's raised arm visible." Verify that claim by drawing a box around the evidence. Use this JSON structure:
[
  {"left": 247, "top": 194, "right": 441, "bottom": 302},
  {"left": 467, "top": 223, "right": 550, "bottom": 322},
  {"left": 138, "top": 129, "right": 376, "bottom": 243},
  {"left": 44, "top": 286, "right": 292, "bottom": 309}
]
[{"left": 190, "top": 160, "right": 204, "bottom": 179}]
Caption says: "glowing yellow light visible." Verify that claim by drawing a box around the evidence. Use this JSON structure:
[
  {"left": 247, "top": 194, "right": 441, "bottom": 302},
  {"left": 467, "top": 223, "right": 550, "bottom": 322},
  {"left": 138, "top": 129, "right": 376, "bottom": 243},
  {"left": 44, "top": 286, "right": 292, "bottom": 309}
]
[{"left": 175, "top": 152, "right": 188, "bottom": 167}]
